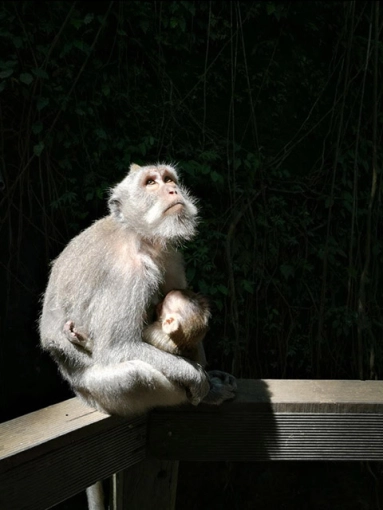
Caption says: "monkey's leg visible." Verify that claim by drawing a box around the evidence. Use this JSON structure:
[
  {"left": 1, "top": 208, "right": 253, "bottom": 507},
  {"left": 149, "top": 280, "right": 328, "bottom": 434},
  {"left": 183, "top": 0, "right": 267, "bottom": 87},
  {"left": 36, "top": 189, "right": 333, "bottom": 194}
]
[{"left": 78, "top": 357, "right": 209, "bottom": 415}]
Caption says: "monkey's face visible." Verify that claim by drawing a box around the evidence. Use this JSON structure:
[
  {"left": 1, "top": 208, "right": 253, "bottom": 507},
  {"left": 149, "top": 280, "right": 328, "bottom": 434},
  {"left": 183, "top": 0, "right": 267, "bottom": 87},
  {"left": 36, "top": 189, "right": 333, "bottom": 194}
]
[{"left": 109, "top": 164, "right": 198, "bottom": 243}]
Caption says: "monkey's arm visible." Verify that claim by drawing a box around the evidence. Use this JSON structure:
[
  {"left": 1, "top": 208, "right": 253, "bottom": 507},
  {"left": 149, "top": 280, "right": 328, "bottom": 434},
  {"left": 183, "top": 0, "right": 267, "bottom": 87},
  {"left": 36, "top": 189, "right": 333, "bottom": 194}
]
[
  {"left": 161, "top": 252, "right": 236, "bottom": 404},
  {"left": 76, "top": 341, "right": 210, "bottom": 415},
  {"left": 137, "top": 337, "right": 236, "bottom": 406}
]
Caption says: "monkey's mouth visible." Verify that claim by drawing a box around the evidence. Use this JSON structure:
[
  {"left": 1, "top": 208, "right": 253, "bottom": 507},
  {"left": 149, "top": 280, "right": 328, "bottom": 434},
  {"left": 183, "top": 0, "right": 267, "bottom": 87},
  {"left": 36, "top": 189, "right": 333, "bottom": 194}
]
[{"left": 164, "top": 201, "right": 185, "bottom": 214}]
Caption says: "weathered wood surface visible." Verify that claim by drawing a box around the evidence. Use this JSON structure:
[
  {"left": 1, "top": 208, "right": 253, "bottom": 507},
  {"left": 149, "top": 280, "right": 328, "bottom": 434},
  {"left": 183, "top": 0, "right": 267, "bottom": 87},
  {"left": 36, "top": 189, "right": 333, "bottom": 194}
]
[
  {"left": 0, "top": 398, "right": 147, "bottom": 510},
  {"left": 148, "top": 379, "right": 383, "bottom": 462},
  {"left": 1, "top": 380, "right": 383, "bottom": 509}
]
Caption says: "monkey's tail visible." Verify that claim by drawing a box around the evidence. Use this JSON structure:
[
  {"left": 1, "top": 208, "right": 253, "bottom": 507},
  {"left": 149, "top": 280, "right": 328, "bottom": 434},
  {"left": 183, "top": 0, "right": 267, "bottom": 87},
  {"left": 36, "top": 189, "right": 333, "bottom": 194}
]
[{"left": 86, "top": 481, "right": 105, "bottom": 510}]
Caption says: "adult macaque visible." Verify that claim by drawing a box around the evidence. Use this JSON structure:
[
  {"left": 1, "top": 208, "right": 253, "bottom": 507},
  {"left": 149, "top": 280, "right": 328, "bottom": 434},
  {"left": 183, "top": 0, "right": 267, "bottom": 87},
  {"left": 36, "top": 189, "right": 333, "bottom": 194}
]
[{"left": 40, "top": 163, "right": 236, "bottom": 417}]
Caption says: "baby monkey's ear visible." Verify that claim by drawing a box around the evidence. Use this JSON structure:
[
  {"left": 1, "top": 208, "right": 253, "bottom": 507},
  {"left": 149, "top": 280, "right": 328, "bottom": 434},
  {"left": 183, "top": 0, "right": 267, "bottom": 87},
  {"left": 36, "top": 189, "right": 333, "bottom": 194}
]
[{"left": 162, "top": 313, "right": 181, "bottom": 334}]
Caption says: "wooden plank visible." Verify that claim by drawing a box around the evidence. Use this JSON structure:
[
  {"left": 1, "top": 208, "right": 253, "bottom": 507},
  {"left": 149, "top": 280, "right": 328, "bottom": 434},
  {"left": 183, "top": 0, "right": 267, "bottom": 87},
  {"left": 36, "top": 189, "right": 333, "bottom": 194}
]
[
  {"left": 148, "top": 380, "right": 383, "bottom": 462},
  {"left": 2, "top": 380, "right": 383, "bottom": 508},
  {"left": 0, "top": 398, "right": 107, "bottom": 464},
  {"left": 235, "top": 379, "right": 383, "bottom": 412},
  {"left": 0, "top": 398, "right": 147, "bottom": 510}
]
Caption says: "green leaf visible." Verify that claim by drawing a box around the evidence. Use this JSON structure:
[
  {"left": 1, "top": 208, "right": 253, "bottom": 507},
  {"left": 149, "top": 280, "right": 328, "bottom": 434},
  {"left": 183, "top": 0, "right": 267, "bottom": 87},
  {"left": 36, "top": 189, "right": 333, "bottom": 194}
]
[
  {"left": 20, "top": 73, "right": 33, "bottom": 85},
  {"left": 186, "top": 266, "right": 196, "bottom": 282},
  {"left": 0, "top": 69, "right": 13, "bottom": 79},
  {"left": 32, "top": 68, "right": 49, "bottom": 79},
  {"left": 33, "top": 142, "right": 45, "bottom": 157},
  {"left": 95, "top": 128, "right": 107, "bottom": 139},
  {"left": 280, "top": 264, "right": 294, "bottom": 280},
  {"left": 198, "top": 280, "right": 209, "bottom": 294},
  {"left": 84, "top": 13, "right": 94, "bottom": 24},
  {"left": 140, "top": 20, "right": 150, "bottom": 33},
  {"left": 211, "top": 171, "right": 223, "bottom": 183},
  {"left": 37, "top": 97, "right": 49, "bottom": 111},
  {"left": 74, "top": 40, "right": 90, "bottom": 53},
  {"left": 200, "top": 165, "right": 210, "bottom": 175},
  {"left": 217, "top": 284, "right": 228, "bottom": 296},
  {"left": 241, "top": 280, "right": 254, "bottom": 294},
  {"left": 70, "top": 18, "right": 82, "bottom": 29},
  {"left": 13, "top": 36, "right": 23, "bottom": 48},
  {"left": 32, "top": 121, "right": 43, "bottom": 134}
]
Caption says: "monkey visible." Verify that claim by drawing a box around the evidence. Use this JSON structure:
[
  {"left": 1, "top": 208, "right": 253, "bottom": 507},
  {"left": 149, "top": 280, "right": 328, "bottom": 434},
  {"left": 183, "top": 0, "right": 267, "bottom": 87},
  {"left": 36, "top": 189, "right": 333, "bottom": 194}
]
[
  {"left": 40, "top": 163, "right": 236, "bottom": 418},
  {"left": 64, "top": 289, "right": 210, "bottom": 360},
  {"left": 142, "top": 289, "right": 210, "bottom": 361}
]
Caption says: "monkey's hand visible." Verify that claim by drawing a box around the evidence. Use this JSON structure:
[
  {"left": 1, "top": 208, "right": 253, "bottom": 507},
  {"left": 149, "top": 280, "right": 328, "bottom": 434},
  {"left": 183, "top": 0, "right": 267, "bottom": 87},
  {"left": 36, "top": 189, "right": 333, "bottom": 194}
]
[
  {"left": 184, "top": 365, "right": 211, "bottom": 406},
  {"left": 201, "top": 370, "right": 237, "bottom": 406}
]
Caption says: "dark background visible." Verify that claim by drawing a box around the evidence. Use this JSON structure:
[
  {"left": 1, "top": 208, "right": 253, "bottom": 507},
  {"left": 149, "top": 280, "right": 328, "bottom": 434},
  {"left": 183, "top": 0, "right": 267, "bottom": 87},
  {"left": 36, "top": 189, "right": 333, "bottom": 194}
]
[{"left": 0, "top": 1, "right": 382, "bottom": 508}]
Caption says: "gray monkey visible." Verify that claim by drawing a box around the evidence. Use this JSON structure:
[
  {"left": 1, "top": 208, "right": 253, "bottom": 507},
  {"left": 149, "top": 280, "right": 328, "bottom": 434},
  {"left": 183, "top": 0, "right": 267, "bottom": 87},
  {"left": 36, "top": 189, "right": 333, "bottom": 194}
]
[{"left": 40, "top": 163, "right": 236, "bottom": 416}]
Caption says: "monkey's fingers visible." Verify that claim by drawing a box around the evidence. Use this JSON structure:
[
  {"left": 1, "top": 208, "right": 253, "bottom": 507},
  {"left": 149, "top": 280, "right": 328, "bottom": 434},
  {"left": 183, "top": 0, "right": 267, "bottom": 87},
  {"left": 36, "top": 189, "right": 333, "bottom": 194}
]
[
  {"left": 183, "top": 366, "right": 210, "bottom": 406},
  {"left": 201, "top": 378, "right": 236, "bottom": 405},
  {"left": 185, "top": 388, "right": 201, "bottom": 406},
  {"left": 207, "top": 370, "right": 237, "bottom": 392}
]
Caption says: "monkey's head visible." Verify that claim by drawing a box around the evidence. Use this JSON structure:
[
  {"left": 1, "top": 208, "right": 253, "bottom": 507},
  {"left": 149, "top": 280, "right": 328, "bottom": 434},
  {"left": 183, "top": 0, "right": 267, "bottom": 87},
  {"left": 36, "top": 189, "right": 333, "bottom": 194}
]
[
  {"left": 157, "top": 289, "right": 211, "bottom": 346},
  {"left": 108, "top": 163, "right": 198, "bottom": 243}
]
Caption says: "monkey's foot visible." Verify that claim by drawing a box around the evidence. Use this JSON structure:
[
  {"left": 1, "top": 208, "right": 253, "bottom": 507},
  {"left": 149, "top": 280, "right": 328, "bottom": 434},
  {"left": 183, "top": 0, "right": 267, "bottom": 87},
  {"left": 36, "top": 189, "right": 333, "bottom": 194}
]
[{"left": 201, "top": 370, "right": 237, "bottom": 405}]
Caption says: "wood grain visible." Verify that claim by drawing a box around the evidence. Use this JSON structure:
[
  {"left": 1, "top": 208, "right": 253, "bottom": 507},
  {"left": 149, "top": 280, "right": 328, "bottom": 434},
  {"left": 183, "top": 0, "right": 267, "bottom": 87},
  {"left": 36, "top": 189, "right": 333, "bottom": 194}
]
[
  {"left": 0, "top": 398, "right": 147, "bottom": 510},
  {"left": 2, "top": 380, "right": 383, "bottom": 509},
  {"left": 148, "top": 380, "right": 383, "bottom": 461}
]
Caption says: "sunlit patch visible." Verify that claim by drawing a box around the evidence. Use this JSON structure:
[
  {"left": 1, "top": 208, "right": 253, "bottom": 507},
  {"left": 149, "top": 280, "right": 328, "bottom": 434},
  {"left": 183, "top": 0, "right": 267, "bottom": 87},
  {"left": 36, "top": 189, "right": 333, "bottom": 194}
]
[{"left": 144, "top": 202, "right": 163, "bottom": 224}]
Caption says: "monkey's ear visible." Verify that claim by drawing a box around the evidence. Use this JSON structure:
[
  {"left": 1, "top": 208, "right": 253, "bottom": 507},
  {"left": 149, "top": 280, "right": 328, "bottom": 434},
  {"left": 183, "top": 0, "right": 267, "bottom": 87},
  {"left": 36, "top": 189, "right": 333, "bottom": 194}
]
[
  {"left": 129, "top": 163, "right": 141, "bottom": 173},
  {"left": 162, "top": 314, "right": 181, "bottom": 334},
  {"left": 108, "top": 196, "right": 122, "bottom": 217}
]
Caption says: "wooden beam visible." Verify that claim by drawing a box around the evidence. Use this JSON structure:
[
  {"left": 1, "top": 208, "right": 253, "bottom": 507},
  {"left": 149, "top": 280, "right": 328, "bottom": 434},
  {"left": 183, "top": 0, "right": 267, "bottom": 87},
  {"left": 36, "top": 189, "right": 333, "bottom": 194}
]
[
  {"left": 148, "top": 379, "right": 383, "bottom": 461},
  {"left": 0, "top": 398, "right": 147, "bottom": 510},
  {"left": 2, "top": 380, "right": 383, "bottom": 509}
]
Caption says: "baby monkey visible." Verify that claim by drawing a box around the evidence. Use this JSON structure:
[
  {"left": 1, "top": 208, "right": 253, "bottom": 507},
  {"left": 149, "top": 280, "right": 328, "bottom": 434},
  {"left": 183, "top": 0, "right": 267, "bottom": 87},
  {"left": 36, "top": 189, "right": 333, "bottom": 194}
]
[
  {"left": 64, "top": 289, "right": 210, "bottom": 362},
  {"left": 143, "top": 289, "right": 210, "bottom": 361}
]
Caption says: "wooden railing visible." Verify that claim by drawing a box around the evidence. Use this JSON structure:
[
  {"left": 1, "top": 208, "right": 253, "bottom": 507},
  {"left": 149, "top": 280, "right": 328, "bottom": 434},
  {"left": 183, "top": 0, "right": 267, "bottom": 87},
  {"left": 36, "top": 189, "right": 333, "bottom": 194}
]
[{"left": 1, "top": 380, "right": 383, "bottom": 509}]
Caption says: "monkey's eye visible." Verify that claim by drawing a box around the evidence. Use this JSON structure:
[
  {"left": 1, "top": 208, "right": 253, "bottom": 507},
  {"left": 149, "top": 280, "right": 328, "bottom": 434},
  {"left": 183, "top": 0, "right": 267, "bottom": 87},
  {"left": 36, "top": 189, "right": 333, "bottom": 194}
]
[
  {"left": 164, "top": 176, "right": 174, "bottom": 183},
  {"left": 146, "top": 178, "right": 156, "bottom": 186}
]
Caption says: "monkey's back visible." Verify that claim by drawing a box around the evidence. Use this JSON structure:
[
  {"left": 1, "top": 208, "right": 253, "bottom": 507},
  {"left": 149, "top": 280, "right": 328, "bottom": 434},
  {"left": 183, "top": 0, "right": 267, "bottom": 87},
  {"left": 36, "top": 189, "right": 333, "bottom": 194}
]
[{"left": 40, "top": 216, "right": 164, "bottom": 366}]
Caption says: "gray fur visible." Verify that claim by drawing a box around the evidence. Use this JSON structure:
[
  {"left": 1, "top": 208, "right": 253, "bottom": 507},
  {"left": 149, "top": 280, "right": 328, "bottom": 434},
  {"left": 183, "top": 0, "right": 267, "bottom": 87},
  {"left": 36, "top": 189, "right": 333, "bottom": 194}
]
[{"left": 40, "top": 163, "right": 236, "bottom": 417}]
